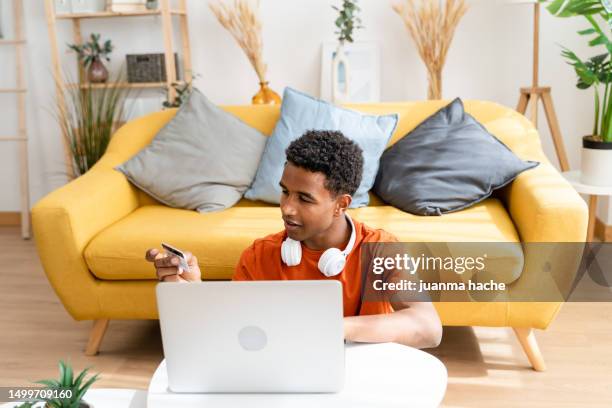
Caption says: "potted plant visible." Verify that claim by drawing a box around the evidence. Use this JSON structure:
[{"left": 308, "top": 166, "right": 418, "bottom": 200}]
[
  {"left": 54, "top": 72, "right": 131, "bottom": 178},
  {"left": 16, "top": 360, "right": 100, "bottom": 408},
  {"left": 68, "top": 33, "right": 114, "bottom": 84},
  {"left": 542, "top": 0, "right": 612, "bottom": 185},
  {"left": 162, "top": 74, "right": 199, "bottom": 109},
  {"left": 145, "top": 0, "right": 159, "bottom": 10},
  {"left": 331, "top": 0, "right": 363, "bottom": 103}
]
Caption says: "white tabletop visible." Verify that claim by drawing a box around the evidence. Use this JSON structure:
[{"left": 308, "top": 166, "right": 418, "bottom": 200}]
[
  {"left": 147, "top": 342, "right": 448, "bottom": 408},
  {"left": 563, "top": 170, "right": 612, "bottom": 196},
  {"left": 0, "top": 388, "right": 147, "bottom": 408}
]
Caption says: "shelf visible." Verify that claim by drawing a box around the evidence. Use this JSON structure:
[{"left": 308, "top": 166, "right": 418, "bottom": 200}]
[
  {"left": 0, "top": 88, "right": 27, "bottom": 93},
  {"left": 55, "top": 9, "right": 186, "bottom": 19},
  {"left": 66, "top": 82, "right": 181, "bottom": 89},
  {"left": 0, "top": 39, "right": 25, "bottom": 45}
]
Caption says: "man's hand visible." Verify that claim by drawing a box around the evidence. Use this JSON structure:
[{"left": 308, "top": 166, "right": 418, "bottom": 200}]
[{"left": 145, "top": 248, "right": 201, "bottom": 283}]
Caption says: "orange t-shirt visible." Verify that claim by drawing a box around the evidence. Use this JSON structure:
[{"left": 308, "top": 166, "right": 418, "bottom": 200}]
[{"left": 231, "top": 218, "right": 397, "bottom": 317}]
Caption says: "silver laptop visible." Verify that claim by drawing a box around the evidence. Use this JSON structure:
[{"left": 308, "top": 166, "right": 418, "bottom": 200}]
[{"left": 156, "top": 280, "right": 345, "bottom": 393}]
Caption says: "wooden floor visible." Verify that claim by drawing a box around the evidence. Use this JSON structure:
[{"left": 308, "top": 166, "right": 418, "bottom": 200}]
[{"left": 1, "top": 226, "right": 611, "bottom": 407}]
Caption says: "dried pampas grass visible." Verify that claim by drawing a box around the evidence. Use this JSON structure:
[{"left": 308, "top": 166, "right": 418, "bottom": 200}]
[
  {"left": 209, "top": 0, "right": 268, "bottom": 83},
  {"left": 393, "top": 0, "right": 468, "bottom": 100}
]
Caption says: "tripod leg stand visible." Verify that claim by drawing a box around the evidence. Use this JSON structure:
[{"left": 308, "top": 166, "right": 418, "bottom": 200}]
[{"left": 517, "top": 87, "right": 570, "bottom": 172}]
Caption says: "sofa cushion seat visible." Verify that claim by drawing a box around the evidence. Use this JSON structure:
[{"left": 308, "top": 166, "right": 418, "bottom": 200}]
[{"left": 83, "top": 197, "right": 523, "bottom": 282}]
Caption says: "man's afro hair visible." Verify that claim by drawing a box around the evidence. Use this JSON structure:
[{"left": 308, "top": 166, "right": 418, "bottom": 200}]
[{"left": 285, "top": 130, "right": 364, "bottom": 197}]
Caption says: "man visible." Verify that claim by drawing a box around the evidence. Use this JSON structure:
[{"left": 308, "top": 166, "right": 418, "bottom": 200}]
[{"left": 146, "top": 130, "right": 442, "bottom": 349}]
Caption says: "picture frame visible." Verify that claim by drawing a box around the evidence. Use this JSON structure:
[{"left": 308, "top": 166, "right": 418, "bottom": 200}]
[{"left": 320, "top": 41, "right": 381, "bottom": 103}]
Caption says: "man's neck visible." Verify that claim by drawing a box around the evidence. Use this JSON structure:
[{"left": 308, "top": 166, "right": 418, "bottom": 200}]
[{"left": 303, "top": 215, "right": 351, "bottom": 251}]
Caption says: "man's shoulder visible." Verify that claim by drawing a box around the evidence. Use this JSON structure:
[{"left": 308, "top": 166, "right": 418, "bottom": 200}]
[{"left": 357, "top": 220, "right": 399, "bottom": 243}]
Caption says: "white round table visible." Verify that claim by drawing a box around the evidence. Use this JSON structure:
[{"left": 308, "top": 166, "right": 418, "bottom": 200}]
[
  {"left": 0, "top": 388, "right": 147, "bottom": 408},
  {"left": 563, "top": 170, "right": 612, "bottom": 241},
  {"left": 147, "top": 342, "right": 447, "bottom": 408}
]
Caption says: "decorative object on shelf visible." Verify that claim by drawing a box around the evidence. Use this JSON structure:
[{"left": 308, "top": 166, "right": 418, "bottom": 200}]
[
  {"left": 14, "top": 360, "right": 101, "bottom": 408},
  {"left": 68, "top": 33, "right": 113, "bottom": 83},
  {"left": 542, "top": 0, "right": 612, "bottom": 184},
  {"left": 320, "top": 41, "right": 380, "bottom": 102},
  {"left": 106, "top": 0, "right": 146, "bottom": 12},
  {"left": 145, "top": 0, "right": 158, "bottom": 10},
  {"left": 71, "top": 0, "right": 105, "bottom": 13},
  {"left": 126, "top": 52, "right": 179, "bottom": 83},
  {"left": 392, "top": 0, "right": 468, "bottom": 100},
  {"left": 209, "top": 0, "right": 280, "bottom": 105},
  {"left": 331, "top": 0, "right": 363, "bottom": 103},
  {"left": 54, "top": 0, "right": 73, "bottom": 14},
  {"left": 54, "top": 72, "right": 131, "bottom": 177},
  {"left": 163, "top": 73, "right": 198, "bottom": 108}
]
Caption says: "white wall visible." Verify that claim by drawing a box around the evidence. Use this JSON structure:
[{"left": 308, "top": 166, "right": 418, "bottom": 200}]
[{"left": 1, "top": 0, "right": 607, "bottom": 219}]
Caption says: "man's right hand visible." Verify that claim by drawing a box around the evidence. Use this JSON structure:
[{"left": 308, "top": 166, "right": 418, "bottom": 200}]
[{"left": 145, "top": 248, "right": 201, "bottom": 283}]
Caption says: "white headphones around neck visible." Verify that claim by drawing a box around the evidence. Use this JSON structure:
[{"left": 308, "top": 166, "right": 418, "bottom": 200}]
[{"left": 280, "top": 214, "right": 356, "bottom": 277}]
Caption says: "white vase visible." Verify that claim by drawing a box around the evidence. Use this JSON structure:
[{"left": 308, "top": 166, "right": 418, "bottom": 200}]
[
  {"left": 580, "top": 135, "right": 612, "bottom": 186},
  {"left": 332, "top": 43, "right": 351, "bottom": 104}
]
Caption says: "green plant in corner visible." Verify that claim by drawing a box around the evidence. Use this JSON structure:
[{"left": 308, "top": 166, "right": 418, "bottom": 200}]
[
  {"left": 541, "top": 0, "right": 612, "bottom": 142},
  {"left": 15, "top": 360, "right": 100, "bottom": 408},
  {"left": 54, "top": 72, "right": 131, "bottom": 178},
  {"left": 332, "top": 0, "right": 364, "bottom": 44}
]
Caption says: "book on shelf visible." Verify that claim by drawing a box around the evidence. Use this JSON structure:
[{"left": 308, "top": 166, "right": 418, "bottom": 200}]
[{"left": 106, "top": 0, "right": 147, "bottom": 12}]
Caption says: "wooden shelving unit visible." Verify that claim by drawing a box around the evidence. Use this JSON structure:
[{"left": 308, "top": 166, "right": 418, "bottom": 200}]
[
  {"left": 55, "top": 9, "right": 186, "bottom": 19},
  {"left": 65, "top": 81, "right": 185, "bottom": 89},
  {"left": 44, "top": 0, "right": 193, "bottom": 179},
  {"left": 0, "top": 0, "right": 30, "bottom": 239}
]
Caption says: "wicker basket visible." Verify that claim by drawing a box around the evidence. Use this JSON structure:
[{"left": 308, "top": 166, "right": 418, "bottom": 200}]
[{"left": 126, "top": 53, "right": 180, "bottom": 83}]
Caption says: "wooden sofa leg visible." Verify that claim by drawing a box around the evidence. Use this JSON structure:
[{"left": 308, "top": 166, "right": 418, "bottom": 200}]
[
  {"left": 85, "top": 319, "right": 109, "bottom": 356},
  {"left": 513, "top": 327, "right": 546, "bottom": 372}
]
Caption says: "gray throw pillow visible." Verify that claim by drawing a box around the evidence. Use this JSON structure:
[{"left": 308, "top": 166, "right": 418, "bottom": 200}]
[
  {"left": 115, "top": 89, "right": 267, "bottom": 212},
  {"left": 373, "top": 98, "right": 539, "bottom": 216}
]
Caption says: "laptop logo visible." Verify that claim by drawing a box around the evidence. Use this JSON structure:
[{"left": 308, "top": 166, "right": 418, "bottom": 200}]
[{"left": 238, "top": 326, "right": 267, "bottom": 351}]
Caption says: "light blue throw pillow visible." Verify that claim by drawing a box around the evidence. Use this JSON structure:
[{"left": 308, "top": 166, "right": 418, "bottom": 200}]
[{"left": 244, "top": 87, "right": 398, "bottom": 207}]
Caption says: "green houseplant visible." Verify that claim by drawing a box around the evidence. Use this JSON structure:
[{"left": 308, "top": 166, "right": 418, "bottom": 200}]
[
  {"left": 16, "top": 360, "right": 100, "bottom": 408},
  {"left": 54, "top": 72, "right": 131, "bottom": 178},
  {"left": 542, "top": 0, "right": 612, "bottom": 185},
  {"left": 68, "top": 33, "right": 114, "bottom": 83},
  {"left": 330, "top": 0, "right": 364, "bottom": 103}
]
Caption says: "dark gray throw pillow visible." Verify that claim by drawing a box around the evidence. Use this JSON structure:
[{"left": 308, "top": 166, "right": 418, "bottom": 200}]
[
  {"left": 115, "top": 89, "right": 267, "bottom": 212},
  {"left": 373, "top": 98, "right": 539, "bottom": 216}
]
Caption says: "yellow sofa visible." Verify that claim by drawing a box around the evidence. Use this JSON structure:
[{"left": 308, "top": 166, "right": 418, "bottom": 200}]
[{"left": 32, "top": 100, "right": 588, "bottom": 370}]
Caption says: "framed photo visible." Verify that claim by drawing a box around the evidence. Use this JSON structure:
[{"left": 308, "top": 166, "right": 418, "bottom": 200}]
[{"left": 320, "top": 41, "right": 381, "bottom": 103}]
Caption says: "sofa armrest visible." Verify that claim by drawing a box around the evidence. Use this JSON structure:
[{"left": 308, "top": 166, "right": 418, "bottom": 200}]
[
  {"left": 32, "top": 167, "right": 139, "bottom": 320},
  {"left": 498, "top": 162, "right": 588, "bottom": 326},
  {"left": 500, "top": 162, "right": 588, "bottom": 243}
]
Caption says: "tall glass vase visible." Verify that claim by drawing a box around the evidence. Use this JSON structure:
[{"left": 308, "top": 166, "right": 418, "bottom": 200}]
[{"left": 332, "top": 42, "right": 351, "bottom": 104}]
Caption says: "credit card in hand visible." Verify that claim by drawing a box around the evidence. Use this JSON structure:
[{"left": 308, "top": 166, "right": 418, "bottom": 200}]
[{"left": 161, "top": 242, "right": 190, "bottom": 273}]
